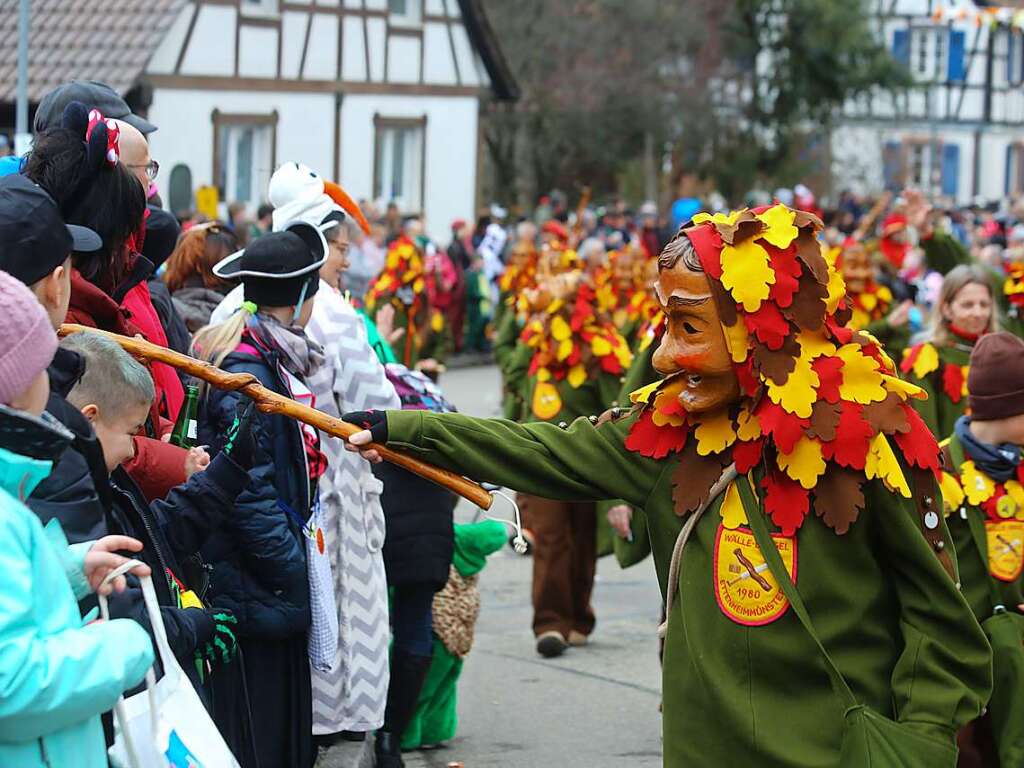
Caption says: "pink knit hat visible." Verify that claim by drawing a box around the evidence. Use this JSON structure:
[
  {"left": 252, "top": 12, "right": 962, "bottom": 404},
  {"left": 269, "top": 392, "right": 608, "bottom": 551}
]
[{"left": 0, "top": 270, "right": 57, "bottom": 405}]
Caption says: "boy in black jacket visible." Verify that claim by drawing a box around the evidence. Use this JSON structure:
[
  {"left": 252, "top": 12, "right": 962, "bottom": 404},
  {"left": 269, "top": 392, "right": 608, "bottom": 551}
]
[{"left": 60, "top": 330, "right": 254, "bottom": 684}]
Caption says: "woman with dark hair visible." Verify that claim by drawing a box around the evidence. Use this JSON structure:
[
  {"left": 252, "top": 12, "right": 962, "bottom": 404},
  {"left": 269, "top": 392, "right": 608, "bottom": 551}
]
[
  {"left": 163, "top": 221, "right": 239, "bottom": 331},
  {"left": 23, "top": 102, "right": 189, "bottom": 500}
]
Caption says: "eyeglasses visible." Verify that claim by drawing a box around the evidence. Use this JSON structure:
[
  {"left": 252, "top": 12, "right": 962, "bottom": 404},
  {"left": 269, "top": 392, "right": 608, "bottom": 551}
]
[{"left": 127, "top": 160, "right": 160, "bottom": 181}]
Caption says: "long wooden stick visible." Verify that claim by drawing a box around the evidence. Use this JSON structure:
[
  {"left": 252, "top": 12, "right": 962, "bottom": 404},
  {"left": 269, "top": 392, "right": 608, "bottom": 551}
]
[{"left": 59, "top": 323, "right": 493, "bottom": 510}]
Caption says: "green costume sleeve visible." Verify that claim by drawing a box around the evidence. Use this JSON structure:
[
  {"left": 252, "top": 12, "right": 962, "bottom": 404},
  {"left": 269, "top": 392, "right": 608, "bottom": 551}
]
[
  {"left": 867, "top": 479, "right": 992, "bottom": 734},
  {"left": 907, "top": 372, "right": 941, "bottom": 437},
  {"left": 492, "top": 312, "right": 520, "bottom": 374},
  {"left": 922, "top": 232, "right": 970, "bottom": 276},
  {"left": 387, "top": 410, "right": 666, "bottom": 509},
  {"left": 502, "top": 342, "right": 532, "bottom": 420}
]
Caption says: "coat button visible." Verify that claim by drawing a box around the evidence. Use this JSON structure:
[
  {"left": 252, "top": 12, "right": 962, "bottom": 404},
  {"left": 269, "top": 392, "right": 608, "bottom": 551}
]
[
  {"left": 934, "top": 540, "right": 945, "bottom": 551},
  {"left": 923, "top": 496, "right": 933, "bottom": 507},
  {"left": 924, "top": 511, "right": 939, "bottom": 530},
  {"left": 611, "top": 407, "right": 621, "bottom": 418},
  {"left": 588, "top": 414, "right": 598, "bottom": 424},
  {"left": 558, "top": 421, "right": 568, "bottom": 429}
]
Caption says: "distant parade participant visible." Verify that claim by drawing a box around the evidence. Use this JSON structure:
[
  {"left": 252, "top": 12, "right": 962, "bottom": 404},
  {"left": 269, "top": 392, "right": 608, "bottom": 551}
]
[
  {"left": 835, "top": 236, "right": 912, "bottom": 356},
  {"left": 493, "top": 238, "right": 539, "bottom": 419},
  {"left": 343, "top": 205, "right": 991, "bottom": 767},
  {"left": 901, "top": 264, "right": 998, "bottom": 437},
  {"left": 365, "top": 223, "right": 452, "bottom": 376},
  {"left": 936, "top": 332, "right": 1024, "bottom": 768}
]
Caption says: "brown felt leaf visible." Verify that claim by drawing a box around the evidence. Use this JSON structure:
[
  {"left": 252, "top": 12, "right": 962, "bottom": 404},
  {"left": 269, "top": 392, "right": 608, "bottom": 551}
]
[
  {"left": 795, "top": 229, "right": 829, "bottom": 285},
  {"left": 862, "top": 392, "right": 911, "bottom": 435},
  {"left": 807, "top": 401, "right": 842, "bottom": 441},
  {"left": 782, "top": 272, "right": 828, "bottom": 331},
  {"left": 708, "top": 276, "right": 738, "bottom": 327},
  {"left": 813, "top": 466, "right": 866, "bottom": 535},
  {"left": 671, "top": 441, "right": 729, "bottom": 518},
  {"left": 793, "top": 209, "right": 824, "bottom": 232},
  {"left": 833, "top": 303, "right": 853, "bottom": 328},
  {"left": 752, "top": 335, "right": 799, "bottom": 385},
  {"left": 714, "top": 210, "right": 764, "bottom": 245}
]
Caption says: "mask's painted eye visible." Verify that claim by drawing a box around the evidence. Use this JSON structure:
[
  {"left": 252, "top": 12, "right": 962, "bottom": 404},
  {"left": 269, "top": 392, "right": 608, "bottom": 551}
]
[{"left": 683, "top": 322, "right": 698, "bottom": 334}]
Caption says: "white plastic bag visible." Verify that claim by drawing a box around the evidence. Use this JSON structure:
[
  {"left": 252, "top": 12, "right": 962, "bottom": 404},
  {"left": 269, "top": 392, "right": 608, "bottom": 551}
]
[{"left": 99, "top": 562, "right": 240, "bottom": 768}]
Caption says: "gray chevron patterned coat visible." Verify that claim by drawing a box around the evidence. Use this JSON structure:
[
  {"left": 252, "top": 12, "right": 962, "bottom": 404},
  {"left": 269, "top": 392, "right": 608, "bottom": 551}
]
[{"left": 306, "top": 284, "right": 399, "bottom": 734}]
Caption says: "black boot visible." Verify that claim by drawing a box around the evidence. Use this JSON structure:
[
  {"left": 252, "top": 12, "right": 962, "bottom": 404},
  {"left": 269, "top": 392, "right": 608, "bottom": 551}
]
[{"left": 375, "top": 651, "right": 433, "bottom": 767}]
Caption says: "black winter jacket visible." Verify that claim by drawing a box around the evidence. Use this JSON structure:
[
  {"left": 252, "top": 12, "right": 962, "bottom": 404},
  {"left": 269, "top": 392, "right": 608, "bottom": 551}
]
[
  {"left": 373, "top": 462, "right": 456, "bottom": 591},
  {"left": 197, "top": 341, "right": 311, "bottom": 638}
]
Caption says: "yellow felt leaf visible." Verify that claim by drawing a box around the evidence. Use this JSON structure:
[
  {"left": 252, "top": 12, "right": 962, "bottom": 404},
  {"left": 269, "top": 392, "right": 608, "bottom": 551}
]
[
  {"left": 567, "top": 364, "right": 587, "bottom": 388},
  {"left": 825, "top": 268, "right": 847, "bottom": 314},
  {"left": 546, "top": 298, "right": 564, "bottom": 314},
  {"left": 765, "top": 352, "right": 818, "bottom": 418},
  {"left": 1006, "top": 479, "right": 1024, "bottom": 510},
  {"left": 836, "top": 344, "right": 887, "bottom": 405},
  {"left": 720, "top": 238, "right": 775, "bottom": 312},
  {"left": 536, "top": 367, "right": 551, "bottom": 382},
  {"left": 796, "top": 330, "right": 836, "bottom": 360},
  {"left": 693, "top": 410, "right": 737, "bottom": 456},
  {"left": 719, "top": 479, "right": 748, "bottom": 529},
  {"left": 431, "top": 311, "right": 444, "bottom": 333},
  {"left": 858, "top": 330, "right": 895, "bottom": 372},
  {"left": 776, "top": 435, "right": 826, "bottom": 490},
  {"left": 629, "top": 380, "right": 661, "bottom": 405},
  {"left": 651, "top": 382, "right": 687, "bottom": 426},
  {"left": 938, "top": 471, "right": 965, "bottom": 513},
  {"left": 910, "top": 343, "right": 940, "bottom": 379},
  {"left": 692, "top": 210, "right": 741, "bottom": 227},
  {"left": 557, "top": 338, "right": 573, "bottom": 361},
  {"left": 551, "top": 315, "right": 571, "bottom": 341},
  {"left": 960, "top": 366, "right": 969, "bottom": 398},
  {"left": 860, "top": 293, "right": 878, "bottom": 312},
  {"left": 591, "top": 335, "right": 612, "bottom": 356},
  {"left": 881, "top": 373, "right": 926, "bottom": 401},
  {"left": 960, "top": 460, "right": 995, "bottom": 507},
  {"left": 756, "top": 204, "right": 799, "bottom": 249},
  {"left": 722, "top": 319, "right": 749, "bottom": 363},
  {"left": 864, "top": 434, "right": 911, "bottom": 497},
  {"left": 736, "top": 407, "right": 761, "bottom": 441}
]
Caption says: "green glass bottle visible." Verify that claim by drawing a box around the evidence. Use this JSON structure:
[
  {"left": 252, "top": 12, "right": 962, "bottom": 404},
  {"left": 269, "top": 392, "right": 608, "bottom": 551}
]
[{"left": 170, "top": 384, "right": 200, "bottom": 449}]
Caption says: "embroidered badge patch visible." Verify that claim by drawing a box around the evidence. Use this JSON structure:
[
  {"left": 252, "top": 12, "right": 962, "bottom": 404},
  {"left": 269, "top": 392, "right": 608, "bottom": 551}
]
[
  {"left": 714, "top": 524, "right": 797, "bottom": 626},
  {"left": 986, "top": 519, "right": 1024, "bottom": 582},
  {"left": 532, "top": 380, "right": 563, "bottom": 420}
]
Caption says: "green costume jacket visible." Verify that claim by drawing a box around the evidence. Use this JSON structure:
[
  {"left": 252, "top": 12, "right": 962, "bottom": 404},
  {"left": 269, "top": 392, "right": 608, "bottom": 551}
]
[
  {"left": 922, "top": 231, "right": 971, "bottom": 277},
  {"left": 493, "top": 311, "right": 528, "bottom": 420},
  {"left": 384, "top": 409, "right": 992, "bottom": 767},
  {"left": 903, "top": 340, "right": 973, "bottom": 439}
]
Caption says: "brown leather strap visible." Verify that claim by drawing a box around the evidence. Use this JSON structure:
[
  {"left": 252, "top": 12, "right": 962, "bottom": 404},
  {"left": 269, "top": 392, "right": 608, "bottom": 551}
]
[{"left": 909, "top": 466, "right": 957, "bottom": 583}]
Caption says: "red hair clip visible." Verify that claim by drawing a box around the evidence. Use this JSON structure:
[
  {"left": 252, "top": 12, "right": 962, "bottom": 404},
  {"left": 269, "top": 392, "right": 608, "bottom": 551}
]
[{"left": 86, "top": 109, "right": 120, "bottom": 167}]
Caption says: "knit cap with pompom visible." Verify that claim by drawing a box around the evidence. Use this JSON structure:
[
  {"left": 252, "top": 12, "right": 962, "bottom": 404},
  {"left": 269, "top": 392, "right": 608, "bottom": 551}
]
[{"left": 0, "top": 270, "right": 56, "bottom": 405}]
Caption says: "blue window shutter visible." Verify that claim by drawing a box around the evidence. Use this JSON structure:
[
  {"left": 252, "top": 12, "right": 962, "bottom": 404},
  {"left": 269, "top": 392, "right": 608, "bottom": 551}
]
[
  {"left": 893, "top": 29, "right": 910, "bottom": 67},
  {"left": 948, "top": 29, "right": 966, "bottom": 82},
  {"left": 1008, "top": 32, "right": 1016, "bottom": 84},
  {"left": 941, "top": 144, "right": 960, "bottom": 198},
  {"left": 883, "top": 141, "right": 902, "bottom": 191}
]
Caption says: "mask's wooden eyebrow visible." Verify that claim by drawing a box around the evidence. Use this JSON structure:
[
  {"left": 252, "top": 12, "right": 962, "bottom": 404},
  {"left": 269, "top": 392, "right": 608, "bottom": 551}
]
[{"left": 655, "top": 285, "right": 711, "bottom": 308}]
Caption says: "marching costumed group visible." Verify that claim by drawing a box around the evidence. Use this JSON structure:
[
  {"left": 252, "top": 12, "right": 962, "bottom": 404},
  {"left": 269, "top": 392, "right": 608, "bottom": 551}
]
[{"left": 5, "top": 81, "right": 1024, "bottom": 768}]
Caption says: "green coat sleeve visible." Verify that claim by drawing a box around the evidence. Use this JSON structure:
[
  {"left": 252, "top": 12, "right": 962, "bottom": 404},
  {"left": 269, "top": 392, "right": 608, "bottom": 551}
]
[
  {"left": 387, "top": 410, "right": 666, "bottom": 509},
  {"left": 907, "top": 371, "right": 941, "bottom": 437},
  {"left": 492, "top": 312, "right": 520, "bottom": 374},
  {"left": 922, "top": 232, "right": 970, "bottom": 276},
  {"left": 868, "top": 479, "right": 992, "bottom": 734}
]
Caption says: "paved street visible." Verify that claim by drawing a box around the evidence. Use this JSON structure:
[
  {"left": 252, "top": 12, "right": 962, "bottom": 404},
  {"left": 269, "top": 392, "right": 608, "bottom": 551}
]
[{"left": 403, "top": 364, "right": 664, "bottom": 768}]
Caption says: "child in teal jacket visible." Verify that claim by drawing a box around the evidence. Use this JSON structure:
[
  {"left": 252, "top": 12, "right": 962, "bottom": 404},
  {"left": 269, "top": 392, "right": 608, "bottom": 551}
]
[{"left": 401, "top": 520, "right": 507, "bottom": 751}]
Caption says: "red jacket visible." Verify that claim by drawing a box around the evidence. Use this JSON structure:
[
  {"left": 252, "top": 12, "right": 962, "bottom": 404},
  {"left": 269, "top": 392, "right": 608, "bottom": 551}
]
[{"left": 66, "top": 268, "right": 187, "bottom": 500}]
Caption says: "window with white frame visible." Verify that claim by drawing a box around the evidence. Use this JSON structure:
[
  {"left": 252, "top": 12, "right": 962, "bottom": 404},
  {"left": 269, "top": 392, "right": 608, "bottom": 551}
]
[
  {"left": 388, "top": 0, "right": 422, "bottom": 27},
  {"left": 374, "top": 116, "right": 425, "bottom": 214},
  {"left": 910, "top": 26, "right": 946, "bottom": 79},
  {"left": 213, "top": 112, "right": 277, "bottom": 209}
]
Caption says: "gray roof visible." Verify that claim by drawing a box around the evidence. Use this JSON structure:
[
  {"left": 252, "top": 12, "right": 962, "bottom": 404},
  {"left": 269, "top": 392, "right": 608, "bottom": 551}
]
[{"left": 0, "top": 0, "right": 186, "bottom": 102}]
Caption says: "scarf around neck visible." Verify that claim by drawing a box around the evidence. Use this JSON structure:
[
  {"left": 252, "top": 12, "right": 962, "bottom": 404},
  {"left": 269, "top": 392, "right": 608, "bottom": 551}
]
[
  {"left": 249, "top": 312, "right": 324, "bottom": 378},
  {"left": 955, "top": 415, "right": 1022, "bottom": 483}
]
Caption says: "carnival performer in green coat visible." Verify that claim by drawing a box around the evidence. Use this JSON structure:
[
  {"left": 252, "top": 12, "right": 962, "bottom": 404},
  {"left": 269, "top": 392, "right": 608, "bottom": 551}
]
[
  {"left": 937, "top": 332, "right": 1024, "bottom": 768},
  {"left": 901, "top": 264, "right": 998, "bottom": 438},
  {"left": 343, "top": 204, "right": 991, "bottom": 767}
]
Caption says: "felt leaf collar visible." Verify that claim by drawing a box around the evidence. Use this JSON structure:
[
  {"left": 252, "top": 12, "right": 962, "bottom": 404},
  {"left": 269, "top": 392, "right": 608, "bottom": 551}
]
[
  {"left": 623, "top": 204, "right": 941, "bottom": 537},
  {"left": 901, "top": 342, "right": 969, "bottom": 405},
  {"left": 939, "top": 449, "right": 1024, "bottom": 523}
]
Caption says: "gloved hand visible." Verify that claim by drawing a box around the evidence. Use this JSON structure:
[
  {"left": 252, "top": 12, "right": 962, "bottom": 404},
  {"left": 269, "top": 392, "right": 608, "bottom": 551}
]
[
  {"left": 195, "top": 609, "right": 238, "bottom": 678},
  {"left": 222, "top": 401, "right": 256, "bottom": 469},
  {"left": 342, "top": 410, "right": 388, "bottom": 444}
]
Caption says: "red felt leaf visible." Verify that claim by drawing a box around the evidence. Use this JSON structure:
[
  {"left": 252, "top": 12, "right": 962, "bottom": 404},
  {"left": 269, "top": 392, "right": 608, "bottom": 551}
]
[
  {"left": 735, "top": 358, "right": 761, "bottom": 397},
  {"left": 756, "top": 401, "right": 809, "bottom": 454},
  {"left": 892, "top": 406, "right": 941, "bottom": 473},
  {"left": 600, "top": 354, "right": 623, "bottom": 375},
  {"left": 762, "top": 469, "right": 810, "bottom": 536},
  {"left": 820, "top": 403, "right": 873, "bottom": 470},
  {"left": 732, "top": 438, "right": 765, "bottom": 474},
  {"left": 899, "top": 344, "right": 921, "bottom": 375},
  {"left": 981, "top": 486, "right": 1004, "bottom": 520},
  {"left": 686, "top": 224, "right": 724, "bottom": 279},
  {"left": 1018, "top": 462, "right": 1024, "bottom": 485},
  {"left": 766, "top": 244, "right": 802, "bottom": 308},
  {"left": 567, "top": 346, "right": 582, "bottom": 366},
  {"left": 826, "top": 318, "right": 854, "bottom": 346},
  {"left": 624, "top": 410, "right": 688, "bottom": 459},
  {"left": 743, "top": 301, "right": 790, "bottom": 351},
  {"left": 942, "top": 363, "right": 964, "bottom": 404},
  {"left": 812, "top": 356, "right": 844, "bottom": 404}
]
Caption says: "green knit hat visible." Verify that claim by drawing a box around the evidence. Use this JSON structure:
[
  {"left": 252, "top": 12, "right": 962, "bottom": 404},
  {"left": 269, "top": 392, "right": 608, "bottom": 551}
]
[{"left": 452, "top": 520, "right": 507, "bottom": 576}]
